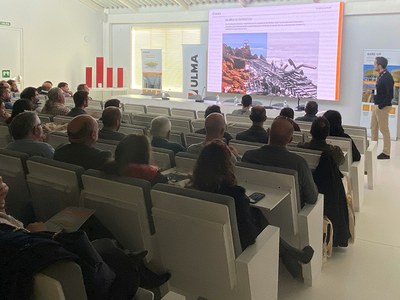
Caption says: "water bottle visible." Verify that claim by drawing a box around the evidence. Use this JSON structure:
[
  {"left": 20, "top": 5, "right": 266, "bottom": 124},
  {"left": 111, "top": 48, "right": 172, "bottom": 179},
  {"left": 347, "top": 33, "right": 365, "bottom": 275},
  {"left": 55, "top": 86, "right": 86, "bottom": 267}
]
[
  {"left": 283, "top": 100, "right": 288, "bottom": 108},
  {"left": 216, "top": 94, "right": 220, "bottom": 104}
]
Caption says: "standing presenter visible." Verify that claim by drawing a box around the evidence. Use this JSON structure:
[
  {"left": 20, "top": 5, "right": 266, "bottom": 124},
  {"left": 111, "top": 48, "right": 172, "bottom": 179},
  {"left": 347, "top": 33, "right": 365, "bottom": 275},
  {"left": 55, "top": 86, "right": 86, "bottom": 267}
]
[{"left": 371, "top": 56, "right": 394, "bottom": 159}]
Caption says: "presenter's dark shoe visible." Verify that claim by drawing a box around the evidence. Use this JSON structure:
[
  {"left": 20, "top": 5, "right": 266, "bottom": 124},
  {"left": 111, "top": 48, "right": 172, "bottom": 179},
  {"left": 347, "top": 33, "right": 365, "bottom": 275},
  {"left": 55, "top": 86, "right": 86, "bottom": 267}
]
[{"left": 377, "top": 153, "right": 390, "bottom": 160}]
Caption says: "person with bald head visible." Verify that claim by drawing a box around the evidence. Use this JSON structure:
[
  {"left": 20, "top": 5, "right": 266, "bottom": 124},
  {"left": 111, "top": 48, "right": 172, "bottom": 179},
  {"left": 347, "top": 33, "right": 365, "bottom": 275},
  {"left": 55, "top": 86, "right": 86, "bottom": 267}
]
[
  {"left": 188, "top": 112, "right": 239, "bottom": 159},
  {"left": 98, "top": 107, "right": 126, "bottom": 141},
  {"left": 54, "top": 115, "right": 111, "bottom": 170},
  {"left": 236, "top": 105, "right": 269, "bottom": 144},
  {"left": 41, "top": 87, "right": 70, "bottom": 116},
  {"left": 242, "top": 118, "right": 317, "bottom": 207}
]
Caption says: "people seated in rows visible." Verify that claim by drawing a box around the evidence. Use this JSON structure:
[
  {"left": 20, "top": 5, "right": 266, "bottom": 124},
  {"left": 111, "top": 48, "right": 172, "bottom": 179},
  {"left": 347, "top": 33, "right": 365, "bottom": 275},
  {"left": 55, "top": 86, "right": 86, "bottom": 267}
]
[
  {"left": 236, "top": 105, "right": 269, "bottom": 144},
  {"left": 278, "top": 107, "right": 300, "bottom": 131},
  {"left": 0, "top": 86, "right": 13, "bottom": 109},
  {"left": 232, "top": 94, "right": 252, "bottom": 115},
  {"left": 98, "top": 107, "right": 126, "bottom": 141},
  {"left": 295, "top": 100, "right": 318, "bottom": 122},
  {"left": 195, "top": 105, "right": 233, "bottom": 144},
  {"left": 242, "top": 118, "right": 318, "bottom": 207},
  {"left": 102, "top": 134, "right": 168, "bottom": 185},
  {"left": 7, "top": 79, "right": 19, "bottom": 93},
  {"left": 188, "top": 112, "right": 239, "bottom": 161},
  {"left": 323, "top": 110, "right": 361, "bottom": 162},
  {"left": 20, "top": 87, "right": 41, "bottom": 111},
  {"left": 150, "top": 116, "right": 186, "bottom": 154},
  {"left": 6, "top": 111, "right": 54, "bottom": 158},
  {"left": 77, "top": 83, "right": 90, "bottom": 93},
  {"left": 0, "top": 100, "right": 11, "bottom": 122},
  {"left": 54, "top": 115, "right": 111, "bottom": 170},
  {"left": 67, "top": 91, "right": 89, "bottom": 117},
  {"left": 37, "top": 80, "right": 53, "bottom": 94},
  {"left": 192, "top": 140, "right": 314, "bottom": 278},
  {"left": 5, "top": 99, "right": 34, "bottom": 125},
  {"left": 57, "top": 82, "right": 73, "bottom": 97},
  {"left": 298, "top": 117, "right": 345, "bottom": 167},
  {"left": 41, "top": 87, "right": 70, "bottom": 116}
]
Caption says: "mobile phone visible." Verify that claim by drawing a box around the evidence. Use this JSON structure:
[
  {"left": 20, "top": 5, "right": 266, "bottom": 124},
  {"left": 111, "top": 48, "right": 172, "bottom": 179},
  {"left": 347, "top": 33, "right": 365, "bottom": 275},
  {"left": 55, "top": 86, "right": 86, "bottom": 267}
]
[{"left": 248, "top": 192, "right": 266, "bottom": 204}]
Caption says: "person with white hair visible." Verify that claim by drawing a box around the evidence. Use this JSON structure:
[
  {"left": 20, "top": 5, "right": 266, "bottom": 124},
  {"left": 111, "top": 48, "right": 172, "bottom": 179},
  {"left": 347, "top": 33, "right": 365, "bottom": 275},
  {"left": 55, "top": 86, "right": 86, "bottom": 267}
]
[{"left": 150, "top": 116, "right": 185, "bottom": 154}]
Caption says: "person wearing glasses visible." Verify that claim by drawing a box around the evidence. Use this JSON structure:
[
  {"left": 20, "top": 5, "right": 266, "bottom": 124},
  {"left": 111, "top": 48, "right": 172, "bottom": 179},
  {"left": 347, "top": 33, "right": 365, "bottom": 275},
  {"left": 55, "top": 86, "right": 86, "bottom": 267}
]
[{"left": 6, "top": 111, "right": 54, "bottom": 158}]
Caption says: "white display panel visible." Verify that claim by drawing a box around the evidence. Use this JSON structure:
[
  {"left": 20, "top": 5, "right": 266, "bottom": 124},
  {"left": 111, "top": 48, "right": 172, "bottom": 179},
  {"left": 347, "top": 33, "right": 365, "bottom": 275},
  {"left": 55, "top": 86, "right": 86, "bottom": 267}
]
[{"left": 207, "top": 2, "right": 344, "bottom": 101}]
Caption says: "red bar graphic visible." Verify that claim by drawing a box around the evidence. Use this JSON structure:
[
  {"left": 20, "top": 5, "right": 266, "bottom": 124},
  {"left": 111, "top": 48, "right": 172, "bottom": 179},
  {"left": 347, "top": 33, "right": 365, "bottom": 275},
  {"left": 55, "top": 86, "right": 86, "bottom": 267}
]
[
  {"left": 85, "top": 67, "right": 92, "bottom": 88},
  {"left": 117, "top": 68, "right": 124, "bottom": 88},
  {"left": 96, "top": 57, "right": 104, "bottom": 88},
  {"left": 106, "top": 67, "right": 113, "bottom": 88}
]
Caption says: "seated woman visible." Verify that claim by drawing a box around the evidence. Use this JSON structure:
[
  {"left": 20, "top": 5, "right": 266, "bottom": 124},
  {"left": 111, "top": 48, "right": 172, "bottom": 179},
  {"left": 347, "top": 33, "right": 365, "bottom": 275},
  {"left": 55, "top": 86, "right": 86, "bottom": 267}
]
[
  {"left": 192, "top": 140, "right": 314, "bottom": 278},
  {"left": 102, "top": 134, "right": 168, "bottom": 185},
  {"left": 298, "top": 117, "right": 345, "bottom": 167},
  {"left": 323, "top": 110, "right": 361, "bottom": 162},
  {"left": 5, "top": 99, "right": 34, "bottom": 125}
]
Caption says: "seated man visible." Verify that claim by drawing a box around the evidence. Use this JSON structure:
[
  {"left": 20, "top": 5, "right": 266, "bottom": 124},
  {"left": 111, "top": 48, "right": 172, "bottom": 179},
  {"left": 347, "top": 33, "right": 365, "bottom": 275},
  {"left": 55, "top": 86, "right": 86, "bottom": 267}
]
[
  {"left": 20, "top": 87, "right": 41, "bottom": 111},
  {"left": 242, "top": 118, "right": 318, "bottom": 207},
  {"left": 278, "top": 107, "right": 300, "bottom": 131},
  {"left": 41, "top": 87, "right": 70, "bottom": 116},
  {"left": 295, "top": 101, "right": 318, "bottom": 122},
  {"left": 195, "top": 105, "right": 232, "bottom": 144},
  {"left": 104, "top": 99, "right": 121, "bottom": 109},
  {"left": 188, "top": 112, "right": 239, "bottom": 160},
  {"left": 37, "top": 81, "right": 53, "bottom": 95},
  {"left": 67, "top": 91, "right": 89, "bottom": 117},
  {"left": 98, "top": 107, "right": 126, "bottom": 141},
  {"left": 298, "top": 117, "right": 345, "bottom": 167},
  {"left": 0, "top": 86, "right": 13, "bottom": 109},
  {"left": 77, "top": 83, "right": 90, "bottom": 92},
  {"left": 7, "top": 79, "right": 19, "bottom": 93},
  {"left": 150, "top": 116, "right": 185, "bottom": 154},
  {"left": 54, "top": 115, "right": 111, "bottom": 170},
  {"left": 232, "top": 94, "right": 252, "bottom": 115},
  {"left": 6, "top": 111, "right": 54, "bottom": 158},
  {"left": 236, "top": 105, "right": 269, "bottom": 144},
  {"left": 58, "top": 82, "right": 73, "bottom": 97}
]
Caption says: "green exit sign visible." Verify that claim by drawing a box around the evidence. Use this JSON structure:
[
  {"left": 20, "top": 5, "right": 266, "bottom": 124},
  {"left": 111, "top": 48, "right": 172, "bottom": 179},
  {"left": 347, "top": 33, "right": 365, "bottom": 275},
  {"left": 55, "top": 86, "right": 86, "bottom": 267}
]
[
  {"left": 0, "top": 21, "right": 11, "bottom": 26},
  {"left": 2, "top": 70, "right": 11, "bottom": 78}
]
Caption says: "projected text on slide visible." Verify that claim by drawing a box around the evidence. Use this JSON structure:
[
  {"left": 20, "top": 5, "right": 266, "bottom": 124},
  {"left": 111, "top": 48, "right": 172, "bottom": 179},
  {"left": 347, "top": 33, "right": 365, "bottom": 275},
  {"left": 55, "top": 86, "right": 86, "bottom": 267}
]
[{"left": 208, "top": 2, "right": 344, "bottom": 101}]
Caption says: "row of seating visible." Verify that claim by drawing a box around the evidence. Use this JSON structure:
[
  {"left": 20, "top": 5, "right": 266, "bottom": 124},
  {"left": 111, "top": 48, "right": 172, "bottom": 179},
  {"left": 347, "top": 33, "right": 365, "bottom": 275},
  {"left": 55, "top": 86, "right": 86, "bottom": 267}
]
[{"left": 0, "top": 148, "right": 323, "bottom": 299}]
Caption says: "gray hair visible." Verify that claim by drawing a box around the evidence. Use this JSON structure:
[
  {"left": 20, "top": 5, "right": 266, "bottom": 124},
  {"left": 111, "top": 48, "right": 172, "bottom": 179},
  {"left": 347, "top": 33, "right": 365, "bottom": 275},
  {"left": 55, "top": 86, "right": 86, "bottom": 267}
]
[
  {"left": 47, "top": 87, "right": 61, "bottom": 102},
  {"left": 150, "top": 116, "right": 171, "bottom": 138},
  {"left": 9, "top": 111, "right": 38, "bottom": 140}
]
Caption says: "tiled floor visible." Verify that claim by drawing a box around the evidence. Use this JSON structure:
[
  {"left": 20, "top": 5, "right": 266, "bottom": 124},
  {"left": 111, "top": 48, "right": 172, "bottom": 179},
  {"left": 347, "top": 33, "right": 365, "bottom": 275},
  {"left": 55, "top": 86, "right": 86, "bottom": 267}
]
[{"left": 279, "top": 140, "right": 400, "bottom": 300}]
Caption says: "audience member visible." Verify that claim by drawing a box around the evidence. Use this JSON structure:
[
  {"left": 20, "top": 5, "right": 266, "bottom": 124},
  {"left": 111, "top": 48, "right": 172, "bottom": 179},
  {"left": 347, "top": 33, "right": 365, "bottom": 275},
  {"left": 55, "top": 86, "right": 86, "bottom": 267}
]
[
  {"left": 58, "top": 82, "right": 73, "bottom": 97},
  {"left": 195, "top": 104, "right": 232, "bottom": 144},
  {"left": 67, "top": 91, "right": 89, "bottom": 117},
  {"left": 192, "top": 140, "right": 314, "bottom": 278},
  {"left": 242, "top": 118, "right": 318, "bottom": 207},
  {"left": 0, "top": 86, "right": 13, "bottom": 109},
  {"left": 323, "top": 110, "right": 361, "bottom": 162},
  {"left": 77, "top": 83, "right": 90, "bottom": 92},
  {"left": 41, "top": 87, "right": 70, "bottom": 116},
  {"left": 298, "top": 117, "right": 345, "bottom": 167},
  {"left": 54, "top": 115, "right": 111, "bottom": 170},
  {"left": 295, "top": 101, "right": 318, "bottom": 122},
  {"left": 5, "top": 99, "right": 34, "bottom": 125},
  {"left": 102, "top": 134, "right": 168, "bottom": 185},
  {"left": 98, "top": 107, "right": 126, "bottom": 141},
  {"left": 0, "top": 80, "right": 10, "bottom": 88},
  {"left": 232, "top": 94, "right": 252, "bottom": 115},
  {"left": 20, "top": 87, "right": 41, "bottom": 111},
  {"left": 278, "top": 107, "right": 300, "bottom": 131},
  {"left": 104, "top": 99, "right": 121, "bottom": 109},
  {"left": 37, "top": 81, "right": 53, "bottom": 94},
  {"left": 0, "top": 100, "right": 11, "bottom": 122},
  {"left": 236, "top": 105, "right": 269, "bottom": 144},
  {"left": 6, "top": 111, "right": 54, "bottom": 158},
  {"left": 188, "top": 113, "right": 239, "bottom": 160},
  {"left": 150, "top": 116, "right": 185, "bottom": 154},
  {"left": 7, "top": 79, "right": 19, "bottom": 93}
]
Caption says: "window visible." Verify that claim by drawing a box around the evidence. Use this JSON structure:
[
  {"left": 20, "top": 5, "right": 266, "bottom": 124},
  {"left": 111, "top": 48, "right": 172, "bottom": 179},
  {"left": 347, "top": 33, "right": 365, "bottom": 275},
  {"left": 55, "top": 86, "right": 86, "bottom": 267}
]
[{"left": 131, "top": 25, "right": 201, "bottom": 92}]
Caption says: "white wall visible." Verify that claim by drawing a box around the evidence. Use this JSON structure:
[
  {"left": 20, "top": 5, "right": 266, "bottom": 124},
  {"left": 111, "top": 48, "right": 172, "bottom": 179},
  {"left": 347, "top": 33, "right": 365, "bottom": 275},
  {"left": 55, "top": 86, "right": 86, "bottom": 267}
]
[
  {"left": 0, "top": 0, "right": 104, "bottom": 90},
  {"left": 106, "top": 1, "right": 400, "bottom": 126}
]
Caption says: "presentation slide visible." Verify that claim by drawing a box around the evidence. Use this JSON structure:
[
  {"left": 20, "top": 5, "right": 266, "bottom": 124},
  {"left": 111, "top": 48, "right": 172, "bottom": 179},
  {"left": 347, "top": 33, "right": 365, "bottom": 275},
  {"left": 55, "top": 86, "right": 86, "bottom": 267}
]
[{"left": 207, "top": 2, "right": 344, "bottom": 101}]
